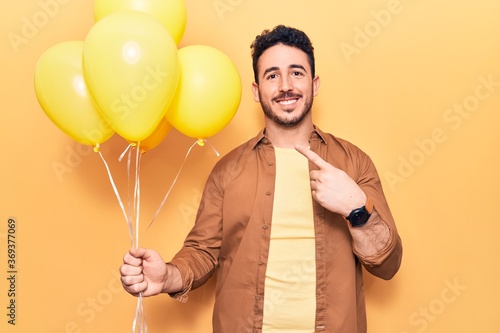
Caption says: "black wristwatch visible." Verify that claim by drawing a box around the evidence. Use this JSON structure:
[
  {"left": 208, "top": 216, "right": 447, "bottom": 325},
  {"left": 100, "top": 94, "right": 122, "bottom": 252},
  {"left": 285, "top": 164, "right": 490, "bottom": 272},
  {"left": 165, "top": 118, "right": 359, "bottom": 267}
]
[{"left": 345, "top": 198, "right": 373, "bottom": 227}]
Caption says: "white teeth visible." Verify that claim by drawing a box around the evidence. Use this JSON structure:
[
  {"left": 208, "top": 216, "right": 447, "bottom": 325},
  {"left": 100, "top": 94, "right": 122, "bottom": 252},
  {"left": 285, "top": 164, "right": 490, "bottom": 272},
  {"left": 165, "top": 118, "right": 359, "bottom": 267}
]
[{"left": 279, "top": 99, "right": 297, "bottom": 105}]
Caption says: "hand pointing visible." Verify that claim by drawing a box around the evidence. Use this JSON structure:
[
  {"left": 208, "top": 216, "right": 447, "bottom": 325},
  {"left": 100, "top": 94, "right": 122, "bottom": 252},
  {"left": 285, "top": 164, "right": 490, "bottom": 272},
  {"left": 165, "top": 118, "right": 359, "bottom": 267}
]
[{"left": 295, "top": 145, "right": 366, "bottom": 216}]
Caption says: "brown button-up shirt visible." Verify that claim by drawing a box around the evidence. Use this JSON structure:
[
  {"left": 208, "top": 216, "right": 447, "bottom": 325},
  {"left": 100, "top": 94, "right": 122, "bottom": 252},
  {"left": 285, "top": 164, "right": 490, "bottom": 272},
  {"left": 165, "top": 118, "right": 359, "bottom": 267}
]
[{"left": 170, "top": 126, "right": 403, "bottom": 333}]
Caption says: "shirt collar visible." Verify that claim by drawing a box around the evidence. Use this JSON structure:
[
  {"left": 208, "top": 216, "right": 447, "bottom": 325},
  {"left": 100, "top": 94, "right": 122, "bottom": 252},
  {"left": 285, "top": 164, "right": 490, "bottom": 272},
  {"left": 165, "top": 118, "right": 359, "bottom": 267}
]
[{"left": 250, "top": 125, "right": 328, "bottom": 149}]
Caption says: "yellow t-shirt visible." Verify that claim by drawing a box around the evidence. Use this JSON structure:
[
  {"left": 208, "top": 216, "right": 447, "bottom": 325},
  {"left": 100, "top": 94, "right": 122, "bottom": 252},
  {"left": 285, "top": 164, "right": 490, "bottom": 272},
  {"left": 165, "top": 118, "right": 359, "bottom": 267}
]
[{"left": 263, "top": 147, "right": 316, "bottom": 332}]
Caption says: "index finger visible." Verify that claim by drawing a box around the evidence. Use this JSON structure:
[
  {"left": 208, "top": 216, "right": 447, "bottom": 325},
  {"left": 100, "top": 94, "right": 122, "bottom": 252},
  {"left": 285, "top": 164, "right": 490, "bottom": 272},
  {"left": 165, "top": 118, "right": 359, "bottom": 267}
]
[
  {"left": 295, "top": 145, "right": 329, "bottom": 169},
  {"left": 123, "top": 248, "right": 146, "bottom": 266}
]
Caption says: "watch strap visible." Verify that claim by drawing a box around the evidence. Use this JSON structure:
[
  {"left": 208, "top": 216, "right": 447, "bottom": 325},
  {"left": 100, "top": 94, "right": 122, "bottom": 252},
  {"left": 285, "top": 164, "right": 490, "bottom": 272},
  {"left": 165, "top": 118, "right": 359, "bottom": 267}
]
[{"left": 365, "top": 197, "right": 373, "bottom": 215}]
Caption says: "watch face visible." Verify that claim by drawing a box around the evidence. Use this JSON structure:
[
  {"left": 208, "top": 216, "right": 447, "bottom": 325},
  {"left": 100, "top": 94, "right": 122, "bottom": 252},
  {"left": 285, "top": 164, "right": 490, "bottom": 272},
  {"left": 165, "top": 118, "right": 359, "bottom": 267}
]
[{"left": 348, "top": 207, "right": 370, "bottom": 226}]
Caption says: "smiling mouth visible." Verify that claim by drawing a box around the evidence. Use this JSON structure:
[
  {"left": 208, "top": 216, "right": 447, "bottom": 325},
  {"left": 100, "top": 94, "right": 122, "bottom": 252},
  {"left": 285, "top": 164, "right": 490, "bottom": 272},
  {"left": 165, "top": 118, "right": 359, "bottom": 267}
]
[
  {"left": 273, "top": 92, "right": 302, "bottom": 106},
  {"left": 278, "top": 99, "right": 298, "bottom": 106}
]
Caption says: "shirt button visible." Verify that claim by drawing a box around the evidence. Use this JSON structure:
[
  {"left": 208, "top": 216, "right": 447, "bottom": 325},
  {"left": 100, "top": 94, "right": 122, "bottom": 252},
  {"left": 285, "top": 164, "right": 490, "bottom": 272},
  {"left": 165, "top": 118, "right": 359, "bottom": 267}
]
[
  {"left": 266, "top": 191, "right": 271, "bottom": 196},
  {"left": 262, "top": 224, "right": 268, "bottom": 230},
  {"left": 255, "top": 295, "right": 261, "bottom": 301}
]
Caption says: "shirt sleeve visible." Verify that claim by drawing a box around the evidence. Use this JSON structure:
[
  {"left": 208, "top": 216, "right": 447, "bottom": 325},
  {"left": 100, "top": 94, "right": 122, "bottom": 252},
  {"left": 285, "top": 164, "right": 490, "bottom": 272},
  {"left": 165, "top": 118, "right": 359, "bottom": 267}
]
[
  {"left": 168, "top": 164, "right": 224, "bottom": 302},
  {"left": 352, "top": 150, "right": 403, "bottom": 280}
]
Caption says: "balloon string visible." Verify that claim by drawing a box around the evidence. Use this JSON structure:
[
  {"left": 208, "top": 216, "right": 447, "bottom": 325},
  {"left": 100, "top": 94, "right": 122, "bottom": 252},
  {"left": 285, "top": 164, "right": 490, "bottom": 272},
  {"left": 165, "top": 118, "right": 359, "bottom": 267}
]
[
  {"left": 127, "top": 147, "right": 134, "bottom": 247},
  {"left": 116, "top": 143, "right": 147, "bottom": 333},
  {"left": 121, "top": 143, "right": 135, "bottom": 247},
  {"left": 203, "top": 139, "right": 220, "bottom": 157},
  {"left": 147, "top": 140, "right": 198, "bottom": 230},
  {"left": 124, "top": 147, "right": 134, "bottom": 248},
  {"left": 128, "top": 142, "right": 147, "bottom": 333},
  {"left": 118, "top": 142, "right": 142, "bottom": 248},
  {"left": 147, "top": 138, "right": 220, "bottom": 230},
  {"left": 119, "top": 143, "right": 134, "bottom": 162},
  {"left": 96, "top": 143, "right": 147, "bottom": 333},
  {"left": 97, "top": 148, "right": 133, "bottom": 241},
  {"left": 132, "top": 293, "right": 147, "bottom": 333},
  {"left": 134, "top": 142, "right": 141, "bottom": 249}
]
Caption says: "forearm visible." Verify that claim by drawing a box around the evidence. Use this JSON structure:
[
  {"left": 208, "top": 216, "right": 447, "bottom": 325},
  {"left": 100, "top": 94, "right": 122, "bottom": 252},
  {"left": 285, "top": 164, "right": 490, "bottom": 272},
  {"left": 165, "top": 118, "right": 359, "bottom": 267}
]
[
  {"left": 349, "top": 210, "right": 390, "bottom": 258},
  {"left": 349, "top": 210, "right": 402, "bottom": 279}
]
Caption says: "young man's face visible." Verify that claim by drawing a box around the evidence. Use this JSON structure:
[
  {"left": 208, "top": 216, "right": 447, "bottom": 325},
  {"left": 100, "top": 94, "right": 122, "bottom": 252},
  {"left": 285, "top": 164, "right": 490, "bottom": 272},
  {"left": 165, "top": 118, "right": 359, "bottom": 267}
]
[{"left": 252, "top": 43, "right": 320, "bottom": 128}]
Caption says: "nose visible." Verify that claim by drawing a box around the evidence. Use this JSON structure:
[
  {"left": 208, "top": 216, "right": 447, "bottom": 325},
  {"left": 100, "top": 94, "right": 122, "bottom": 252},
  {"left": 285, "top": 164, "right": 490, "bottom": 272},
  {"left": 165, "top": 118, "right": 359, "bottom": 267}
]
[{"left": 279, "top": 75, "right": 293, "bottom": 92}]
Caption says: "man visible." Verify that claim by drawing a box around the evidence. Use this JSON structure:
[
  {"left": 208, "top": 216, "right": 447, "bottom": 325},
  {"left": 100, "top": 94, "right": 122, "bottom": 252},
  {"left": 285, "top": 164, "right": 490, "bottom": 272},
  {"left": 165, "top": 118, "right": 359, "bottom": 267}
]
[{"left": 120, "top": 25, "right": 402, "bottom": 332}]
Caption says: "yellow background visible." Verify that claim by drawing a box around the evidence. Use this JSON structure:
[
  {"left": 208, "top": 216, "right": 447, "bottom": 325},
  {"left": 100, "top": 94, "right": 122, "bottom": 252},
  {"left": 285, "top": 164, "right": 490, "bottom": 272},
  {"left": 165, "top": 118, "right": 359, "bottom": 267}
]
[{"left": 1, "top": 0, "right": 499, "bottom": 332}]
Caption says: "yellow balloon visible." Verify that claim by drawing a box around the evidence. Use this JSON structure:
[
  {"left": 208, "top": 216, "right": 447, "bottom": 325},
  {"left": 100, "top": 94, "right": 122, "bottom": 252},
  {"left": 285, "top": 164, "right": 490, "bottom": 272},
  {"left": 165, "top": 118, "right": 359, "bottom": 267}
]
[
  {"left": 34, "top": 41, "right": 114, "bottom": 146},
  {"left": 94, "top": 0, "right": 187, "bottom": 45},
  {"left": 166, "top": 45, "right": 242, "bottom": 140},
  {"left": 131, "top": 117, "right": 172, "bottom": 153},
  {"left": 83, "top": 11, "right": 180, "bottom": 142}
]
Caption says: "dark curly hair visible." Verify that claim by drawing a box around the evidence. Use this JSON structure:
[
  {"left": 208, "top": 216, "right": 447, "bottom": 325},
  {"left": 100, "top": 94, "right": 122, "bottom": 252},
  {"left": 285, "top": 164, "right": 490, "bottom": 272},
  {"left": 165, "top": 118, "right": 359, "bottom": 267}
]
[{"left": 250, "top": 25, "right": 315, "bottom": 83}]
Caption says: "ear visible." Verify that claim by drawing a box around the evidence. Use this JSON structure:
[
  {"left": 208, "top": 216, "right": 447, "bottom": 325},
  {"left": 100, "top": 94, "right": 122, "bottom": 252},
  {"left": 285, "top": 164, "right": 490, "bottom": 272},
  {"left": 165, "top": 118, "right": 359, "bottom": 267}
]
[
  {"left": 312, "top": 75, "right": 320, "bottom": 97},
  {"left": 251, "top": 82, "right": 260, "bottom": 102}
]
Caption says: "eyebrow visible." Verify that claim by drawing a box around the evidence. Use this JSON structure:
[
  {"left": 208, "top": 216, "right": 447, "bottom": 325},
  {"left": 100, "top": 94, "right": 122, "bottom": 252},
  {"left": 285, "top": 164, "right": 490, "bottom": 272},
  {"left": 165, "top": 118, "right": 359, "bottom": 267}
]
[{"left": 262, "top": 64, "right": 308, "bottom": 78}]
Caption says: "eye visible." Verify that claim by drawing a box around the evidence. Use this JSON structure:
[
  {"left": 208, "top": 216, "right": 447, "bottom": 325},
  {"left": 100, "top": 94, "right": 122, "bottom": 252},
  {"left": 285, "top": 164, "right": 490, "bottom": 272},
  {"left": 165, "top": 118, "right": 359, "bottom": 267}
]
[
  {"left": 266, "top": 73, "right": 278, "bottom": 80},
  {"left": 292, "top": 71, "right": 304, "bottom": 77}
]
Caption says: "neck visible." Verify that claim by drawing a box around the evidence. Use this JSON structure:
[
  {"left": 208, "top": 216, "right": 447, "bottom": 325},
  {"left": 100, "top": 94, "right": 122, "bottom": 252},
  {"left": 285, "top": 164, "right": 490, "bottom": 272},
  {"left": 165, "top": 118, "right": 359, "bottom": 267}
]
[{"left": 265, "top": 121, "right": 314, "bottom": 149}]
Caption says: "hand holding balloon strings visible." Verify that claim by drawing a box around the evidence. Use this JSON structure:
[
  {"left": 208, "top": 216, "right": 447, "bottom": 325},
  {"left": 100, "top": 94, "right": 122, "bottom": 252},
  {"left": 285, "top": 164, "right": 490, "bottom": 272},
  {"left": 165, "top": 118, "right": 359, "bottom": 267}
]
[{"left": 35, "top": 2, "right": 242, "bottom": 332}]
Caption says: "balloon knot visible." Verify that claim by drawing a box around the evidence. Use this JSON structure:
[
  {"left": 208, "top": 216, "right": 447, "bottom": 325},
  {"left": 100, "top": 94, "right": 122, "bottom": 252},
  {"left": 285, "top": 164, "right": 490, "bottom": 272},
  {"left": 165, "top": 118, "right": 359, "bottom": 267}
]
[
  {"left": 197, "top": 139, "right": 205, "bottom": 147},
  {"left": 93, "top": 144, "right": 101, "bottom": 153}
]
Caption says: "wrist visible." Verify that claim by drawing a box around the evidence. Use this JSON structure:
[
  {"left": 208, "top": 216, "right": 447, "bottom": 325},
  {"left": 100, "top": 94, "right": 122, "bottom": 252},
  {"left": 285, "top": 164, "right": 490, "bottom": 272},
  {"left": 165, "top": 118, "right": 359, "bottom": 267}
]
[
  {"left": 162, "top": 263, "right": 183, "bottom": 294},
  {"left": 343, "top": 192, "right": 367, "bottom": 217},
  {"left": 345, "top": 197, "right": 373, "bottom": 227}
]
